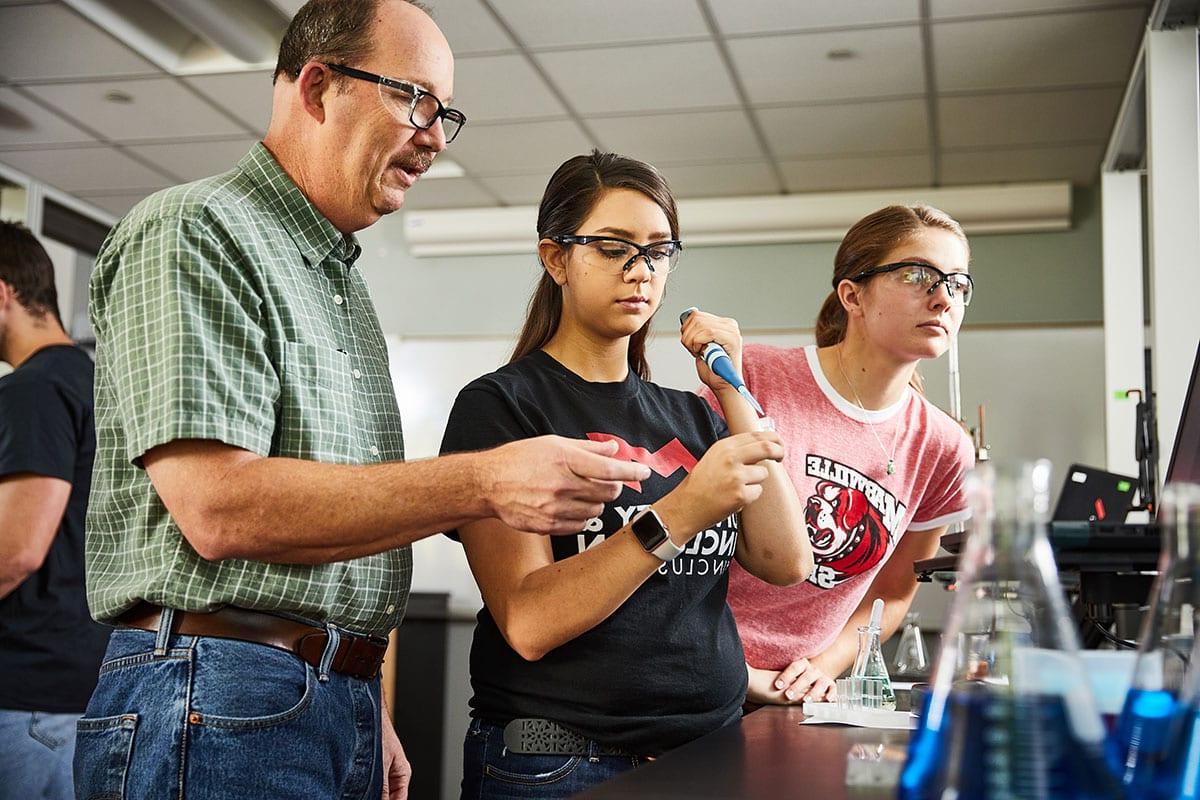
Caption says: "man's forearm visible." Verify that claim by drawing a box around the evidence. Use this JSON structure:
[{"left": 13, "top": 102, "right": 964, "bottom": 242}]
[{"left": 179, "top": 450, "right": 489, "bottom": 563}]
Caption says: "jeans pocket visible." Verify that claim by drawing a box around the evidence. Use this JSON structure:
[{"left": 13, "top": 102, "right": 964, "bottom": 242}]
[
  {"left": 188, "top": 639, "right": 314, "bottom": 729},
  {"left": 74, "top": 714, "right": 138, "bottom": 800},
  {"left": 28, "top": 711, "right": 76, "bottom": 750},
  {"left": 483, "top": 754, "right": 584, "bottom": 787}
]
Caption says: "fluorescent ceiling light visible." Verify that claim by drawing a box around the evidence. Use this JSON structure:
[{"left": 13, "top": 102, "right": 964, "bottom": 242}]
[
  {"left": 63, "top": 0, "right": 287, "bottom": 73},
  {"left": 402, "top": 182, "right": 1073, "bottom": 257},
  {"left": 423, "top": 159, "right": 465, "bottom": 180}
]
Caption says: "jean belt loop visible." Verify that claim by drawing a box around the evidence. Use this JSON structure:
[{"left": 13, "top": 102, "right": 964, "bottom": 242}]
[
  {"left": 318, "top": 624, "right": 341, "bottom": 683},
  {"left": 153, "top": 607, "right": 176, "bottom": 657},
  {"left": 587, "top": 738, "right": 601, "bottom": 764}
]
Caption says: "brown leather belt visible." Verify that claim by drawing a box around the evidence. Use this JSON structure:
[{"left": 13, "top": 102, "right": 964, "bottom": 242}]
[{"left": 116, "top": 603, "right": 387, "bottom": 681}]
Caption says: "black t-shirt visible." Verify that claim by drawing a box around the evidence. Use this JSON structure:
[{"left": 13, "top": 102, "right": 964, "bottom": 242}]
[
  {"left": 440, "top": 350, "right": 747, "bottom": 756},
  {"left": 0, "top": 344, "right": 110, "bottom": 713}
]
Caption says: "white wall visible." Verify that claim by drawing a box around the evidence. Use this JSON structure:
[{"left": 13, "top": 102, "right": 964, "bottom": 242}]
[{"left": 392, "top": 324, "right": 1107, "bottom": 619}]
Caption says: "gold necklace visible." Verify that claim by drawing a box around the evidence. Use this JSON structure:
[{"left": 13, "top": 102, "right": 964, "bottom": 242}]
[{"left": 836, "top": 345, "right": 899, "bottom": 476}]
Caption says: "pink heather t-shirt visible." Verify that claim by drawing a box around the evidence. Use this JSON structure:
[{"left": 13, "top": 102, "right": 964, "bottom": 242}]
[{"left": 702, "top": 344, "right": 974, "bottom": 670}]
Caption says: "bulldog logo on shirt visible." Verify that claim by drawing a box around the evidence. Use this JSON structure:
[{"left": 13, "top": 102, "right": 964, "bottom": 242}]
[{"left": 804, "top": 456, "right": 907, "bottom": 588}]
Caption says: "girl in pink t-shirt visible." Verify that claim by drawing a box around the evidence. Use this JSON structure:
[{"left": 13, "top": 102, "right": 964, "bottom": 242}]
[{"left": 704, "top": 204, "right": 975, "bottom": 706}]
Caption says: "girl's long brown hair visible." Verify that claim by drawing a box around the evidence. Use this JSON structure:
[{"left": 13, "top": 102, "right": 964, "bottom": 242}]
[
  {"left": 815, "top": 204, "right": 969, "bottom": 393},
  {"left": 509, "top": 150, "right": 679, "bottom": 380}
]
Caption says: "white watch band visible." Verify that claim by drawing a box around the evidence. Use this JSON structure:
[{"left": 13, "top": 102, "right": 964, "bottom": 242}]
[{"left": 633, "top": 508, "right": 684, "bottom": 562}]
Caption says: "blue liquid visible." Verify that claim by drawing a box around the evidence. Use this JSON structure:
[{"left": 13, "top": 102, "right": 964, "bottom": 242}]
[
  {"left": 1106, "top": 688, "right": 1189, "bottom": 799},
  {"left": 899, "top": 685, "right": 1121, "bottom": 800}
]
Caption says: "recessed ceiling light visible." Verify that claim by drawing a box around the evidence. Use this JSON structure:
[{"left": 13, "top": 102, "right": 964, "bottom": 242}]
[
  {"left": 104, "top": 90, "right": 134, "bottom": 104},
  {"left": 826, "top": 49, "right": 857, "bottom": 61}
]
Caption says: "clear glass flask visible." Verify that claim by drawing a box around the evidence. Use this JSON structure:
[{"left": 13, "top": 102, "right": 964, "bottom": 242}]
[
  {"left": 1107, "top": 482, "right": 1200, "bottom": 799},
  {"left": 894, "top": 612, "right": 929, "bottom": 677},
  {"left": 898, "top": 460, "right": 1122, "bottom": 800},
  {"left": 852, "top": 624, "right": 896, "bottom": 711}
]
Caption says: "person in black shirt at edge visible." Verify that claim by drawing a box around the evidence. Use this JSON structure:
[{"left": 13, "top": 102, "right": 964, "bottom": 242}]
[
  {"left": 0, "top": 220, "right": 109, "bottom": 800},
  {"left": 440, "top": 151, "right": 815, "bottom": 799}
]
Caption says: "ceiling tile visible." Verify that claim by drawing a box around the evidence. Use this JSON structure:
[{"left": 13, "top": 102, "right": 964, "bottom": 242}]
[
  {"left": 125, "top": 138, "right": 257, "bottom": 182},
  {"left": 661, "top": 161, "right": 780, "bottom": 199},
  {"left": 933, "top": 8, "right": 1146, "bottom": 92},
  {"left": 536, "top": 42, "right": 739, "bottom": 114},
  {"left": 449, "top": 119, "right": 593, "bottom": 176},
  {"left": 0, "top": 146, "right": 173, "bottom": 192},
  {"left": 490, "top": 0, "right": 707, "bottom": 48},
  {"left": 588, "top": 110, "right": 763, "bottom": 165},
  {"left": 712, "top": 0, "right": 920, "bottom": 35},
  {"left": 474, "top": 172, "right": 550, "bottom": 206},
  {"left": 264, "top": 0, "right": 305, "bottom": 15},
  {"left": 0, "top": 87, "right": 94, "bottom": 148},
  {"left": 730, "top": 27, "right": 925, "bottom": 105},
  {"left": 0, "top": 4, "right": 159, "bottom": 81},
  {"left": 427, "top": 2, "right": 516, "bottom": 55},
  {"left": 930, "top": 0, "right": 1150, "bottom": 18},
  {"left": 26, "top": 78, "right": 247, "bottom": 141},
  {"left": 758, "top": 99, "right": 929, "bottom": 158},
  {"left": 940, "top": 143, "right": 1104, "bottom": 185},
  {"left": 454, "top": 54, "right": 565, "bottom": 123},
  {"left": 184, "top": 71, "right": 274, "bottom": 134},
  {"left": 780, "top": 153, "right": 932, "bottom": 193},
  {"left": 401, "top": 177, "right": 498, "bottom": 210},
  {"left": 940, "top": 87, "right": 1122, "bottom": 148}
]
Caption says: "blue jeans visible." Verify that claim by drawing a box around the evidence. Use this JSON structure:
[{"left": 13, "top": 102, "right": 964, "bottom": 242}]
[
  {"left": 0, "top": 709, "right": 80, "bottom": 800},
  {"left": 460, "top": 718, "right": 643, "bottom": 800},
  {"left": 73, "top": 614, "right": 383, "bottom": 800}
]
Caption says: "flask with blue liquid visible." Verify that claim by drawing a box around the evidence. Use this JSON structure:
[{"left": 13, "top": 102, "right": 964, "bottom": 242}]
[
  {"left": 898, "top": 460, "right": 1121, "bottom": 800},
  {"left": 1107, "top": 482, "right": 1200, "bottom": 799}
]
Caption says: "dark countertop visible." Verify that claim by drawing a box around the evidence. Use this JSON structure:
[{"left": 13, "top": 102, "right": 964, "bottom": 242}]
[{"left": 575, "top": 706, "right": 911, "bottom": 799}]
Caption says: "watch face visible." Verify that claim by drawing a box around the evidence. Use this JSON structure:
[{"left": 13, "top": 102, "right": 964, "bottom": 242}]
[{"left": 632, "top": 510, "right": 668, "bottom": 551}]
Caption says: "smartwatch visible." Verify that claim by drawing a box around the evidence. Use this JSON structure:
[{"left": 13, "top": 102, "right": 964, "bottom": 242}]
[{"left": 631, "top": 508, "right": 684, "bottom": 562}]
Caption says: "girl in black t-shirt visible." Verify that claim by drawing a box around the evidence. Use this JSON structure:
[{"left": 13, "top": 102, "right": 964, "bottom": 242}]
[{"left": 441, "top": 150, "right": 812, "bottom": 799}]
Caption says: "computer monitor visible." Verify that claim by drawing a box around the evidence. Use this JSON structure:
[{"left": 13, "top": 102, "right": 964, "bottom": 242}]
[{"left": 1164, "top": 338, "right": 1200, "bottom": 486}]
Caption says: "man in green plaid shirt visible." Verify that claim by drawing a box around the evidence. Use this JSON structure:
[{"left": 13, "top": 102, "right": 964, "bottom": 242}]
[{"left": 75, "top": 2, "right": 649, "bottom": 798}]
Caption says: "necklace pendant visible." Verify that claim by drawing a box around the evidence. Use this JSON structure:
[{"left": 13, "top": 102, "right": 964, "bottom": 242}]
[{"left": 886, "top": 459, "right": 895, "bottom": 476}]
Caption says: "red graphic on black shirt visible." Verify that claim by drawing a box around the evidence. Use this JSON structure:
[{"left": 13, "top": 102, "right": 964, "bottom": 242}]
[
  {"left": 805, "top": 480, "right": 889, "bottom": 583},
  {"left": 585, "top": 433, "right": 698, "bottom": 492}
]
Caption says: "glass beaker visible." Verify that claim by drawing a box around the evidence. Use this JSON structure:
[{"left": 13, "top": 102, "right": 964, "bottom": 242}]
[
  {"left": 894, "top": 612, "right": 929, "bottom": 676},
  {"left": 898, "top": 460, "right": 1121, "bottom": 800},
  {"left": 1107, "top": 483, "right": 1200, "bottom": 799},
  {"left": 853, "top": 624, "right": 897, "bottom": 711}
]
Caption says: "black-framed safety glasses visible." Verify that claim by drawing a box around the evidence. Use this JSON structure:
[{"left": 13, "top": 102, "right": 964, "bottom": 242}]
[
  {"left": 324, "top": 63, "right": 467, "bottom": 144},
  {"left": 851, "top": 260, "right": 974, "bottom": 306},
  {"left": 552, "top": 234, "right": 683, "bottom": 275}
]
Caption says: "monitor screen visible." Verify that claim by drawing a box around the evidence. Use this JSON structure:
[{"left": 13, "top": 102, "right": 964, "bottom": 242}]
[{"left": 1165, "top": 339, "right": 1200, "bottom": 486}]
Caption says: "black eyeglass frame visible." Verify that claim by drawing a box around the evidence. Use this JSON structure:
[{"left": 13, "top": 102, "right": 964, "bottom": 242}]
[
  {"left": 322, "top": 62, "right": 467, "bottom": 143},
  {"left": 551, "top": 234, "right": 684, "bottom": 274},
  {"left": 850, "top": 260, "right": 975, "bottom": 305}
]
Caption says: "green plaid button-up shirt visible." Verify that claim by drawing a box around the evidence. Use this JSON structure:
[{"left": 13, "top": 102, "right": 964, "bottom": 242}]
[{"left": 87, "top": 143, "right": 410, "bottom": 636}]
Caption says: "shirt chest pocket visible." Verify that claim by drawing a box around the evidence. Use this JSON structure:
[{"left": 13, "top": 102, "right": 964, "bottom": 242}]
[{"left": 276, "top": 341, "right": 358, "bottom": 463}]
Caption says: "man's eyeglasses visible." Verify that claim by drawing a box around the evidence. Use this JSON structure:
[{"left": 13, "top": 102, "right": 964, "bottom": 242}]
[
  {"left": 850, "top": 261, "right": 974, "bottom": 307},
  {"left": 552, "top": 235, "right": 683, "bottom": 275},
  {"left": 323, "top": 63, "right": 466, "bottom": 144}
]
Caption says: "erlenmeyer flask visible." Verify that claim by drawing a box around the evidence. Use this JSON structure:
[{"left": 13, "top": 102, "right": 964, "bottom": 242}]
[
  {"left": 853, "top": 624, "right": 897, "bottom": 711},
  {"left": 898, "top": 460, "right": 1121, "bottom": 800},
  {"left": 1107, "top": 482, "right": 1200, "bottom": 799},
  {"left": 894, "top": 612, "right": 929, "bottom": 677}
]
